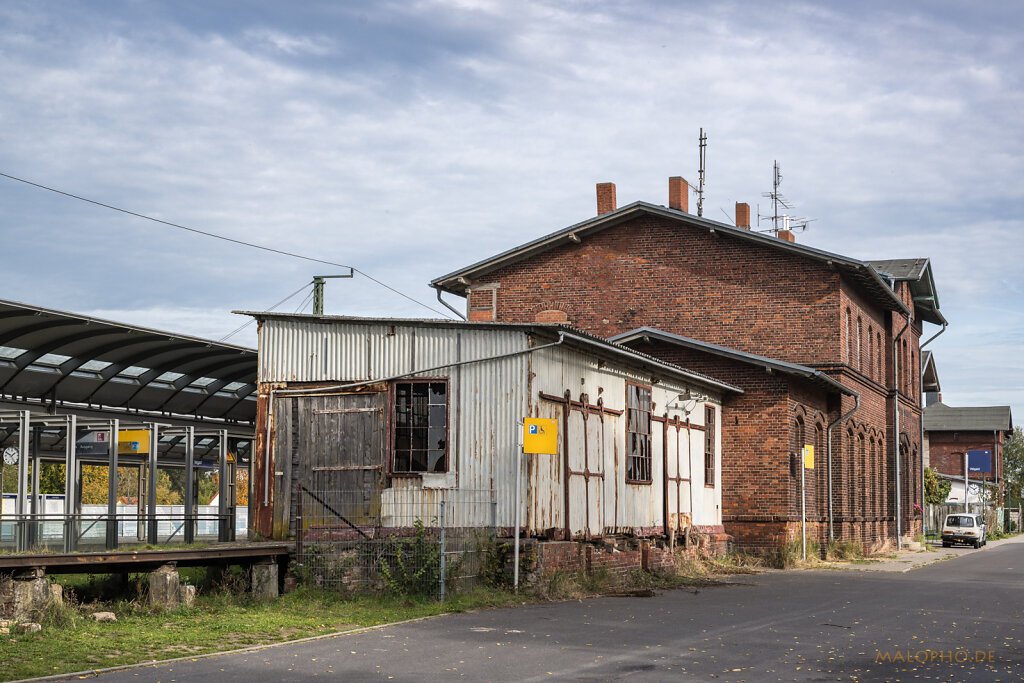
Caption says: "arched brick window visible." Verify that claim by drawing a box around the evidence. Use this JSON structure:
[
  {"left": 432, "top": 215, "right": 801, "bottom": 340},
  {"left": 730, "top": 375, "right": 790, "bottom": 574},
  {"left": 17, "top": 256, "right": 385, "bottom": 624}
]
[
  {"left": 858, "top": 434, "right": 867, "bottom": 517},
  {"left": 846, "top": 428, "right": 856, "bottom": 516},
  {"left": 815, "top": 423, "right": 825, "bottom": 517}
]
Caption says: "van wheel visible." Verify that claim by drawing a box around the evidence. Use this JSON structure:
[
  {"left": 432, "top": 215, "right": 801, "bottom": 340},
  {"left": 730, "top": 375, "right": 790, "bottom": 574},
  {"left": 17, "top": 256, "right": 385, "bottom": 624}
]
[
  {"left": 974, "top": 540, "right": 981, "bottom": 549},
  {"left": 942, "top": 541, "right": 950, "bottom": 547}
]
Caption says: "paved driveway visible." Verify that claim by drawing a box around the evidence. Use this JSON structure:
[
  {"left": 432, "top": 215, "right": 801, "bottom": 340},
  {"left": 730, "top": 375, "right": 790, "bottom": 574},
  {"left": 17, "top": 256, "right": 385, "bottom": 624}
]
[{"left": 65, "top": 536, "right": 1024, "bottom": 682}]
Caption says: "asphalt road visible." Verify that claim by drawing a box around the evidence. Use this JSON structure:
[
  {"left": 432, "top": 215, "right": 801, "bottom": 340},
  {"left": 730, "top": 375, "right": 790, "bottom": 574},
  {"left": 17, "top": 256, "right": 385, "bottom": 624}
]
[{"left": 77, "top": 540, "right": 1024, "bottom": 682}]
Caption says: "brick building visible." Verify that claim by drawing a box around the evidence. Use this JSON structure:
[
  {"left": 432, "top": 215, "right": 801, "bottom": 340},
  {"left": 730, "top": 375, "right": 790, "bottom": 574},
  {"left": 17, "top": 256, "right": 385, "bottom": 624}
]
[
  {"left": 431, "top": 179, "right": 948, "bottom": 550},
  {"left": 923, "top": 400, "right": 1013, "bottom": 505}
]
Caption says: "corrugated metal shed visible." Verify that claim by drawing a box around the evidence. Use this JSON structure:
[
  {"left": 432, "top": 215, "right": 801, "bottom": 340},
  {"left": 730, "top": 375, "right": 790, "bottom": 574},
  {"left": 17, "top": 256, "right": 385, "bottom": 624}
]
[{"left": 243, "top": 314, "right": 735, "bottom": 541}]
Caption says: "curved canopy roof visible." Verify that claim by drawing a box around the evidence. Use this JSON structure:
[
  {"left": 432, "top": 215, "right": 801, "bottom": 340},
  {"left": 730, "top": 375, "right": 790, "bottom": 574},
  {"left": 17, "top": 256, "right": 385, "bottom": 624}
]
[{"left": 0, "top": 298, "right": 256, "bottom": 424}]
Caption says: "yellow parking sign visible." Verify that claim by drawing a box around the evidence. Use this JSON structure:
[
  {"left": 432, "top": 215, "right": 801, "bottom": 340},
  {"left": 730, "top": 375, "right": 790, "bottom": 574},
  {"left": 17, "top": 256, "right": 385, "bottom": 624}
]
[
  {"left": 803, "top": 444, "right": 814, "bottom": 469},
  {"left": 523, "top": 418, "right": 558, "bottom": 455}
]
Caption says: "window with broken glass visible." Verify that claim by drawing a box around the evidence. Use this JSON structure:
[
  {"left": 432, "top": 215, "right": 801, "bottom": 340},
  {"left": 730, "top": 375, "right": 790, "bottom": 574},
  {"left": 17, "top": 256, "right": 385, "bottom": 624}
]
[
  {"left": 392, "top": 380, "right": 448, "bottom": 474},
  {"left": 626, "top": 383, "right": 652, "bottom": 483}
]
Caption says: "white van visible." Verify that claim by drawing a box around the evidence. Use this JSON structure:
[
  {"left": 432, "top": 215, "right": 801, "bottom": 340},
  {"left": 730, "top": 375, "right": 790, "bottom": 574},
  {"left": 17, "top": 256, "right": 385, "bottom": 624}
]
[{"left": 941, "top": 513, "right": 987, "bottom": 549}]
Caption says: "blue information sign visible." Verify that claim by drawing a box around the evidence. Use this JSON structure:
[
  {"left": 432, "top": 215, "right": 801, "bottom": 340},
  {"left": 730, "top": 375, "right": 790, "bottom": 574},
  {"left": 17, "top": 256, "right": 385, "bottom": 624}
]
[{"left": 967, "top": 449, "right": 992, "bottom": 474}]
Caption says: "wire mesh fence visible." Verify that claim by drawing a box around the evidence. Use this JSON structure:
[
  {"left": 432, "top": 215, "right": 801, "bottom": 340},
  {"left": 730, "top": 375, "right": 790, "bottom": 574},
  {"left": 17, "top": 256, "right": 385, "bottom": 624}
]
[{"left": 294, "top": 487, "right": 497, "bottom": 600}]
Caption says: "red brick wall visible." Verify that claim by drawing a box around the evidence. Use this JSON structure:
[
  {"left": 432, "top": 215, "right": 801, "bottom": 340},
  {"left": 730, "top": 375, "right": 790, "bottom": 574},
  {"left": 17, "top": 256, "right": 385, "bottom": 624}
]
[
  {"left": 469, "top": 210, "right": 926, "bottom": 547},
  {"left": 928, "top": 429, "right": 1006, "bottom": 503},
  {"left": 527, "top": 536, "right": 729, "bottom": 580},
  {"left": 482, "top": 214, "right": 841, "bottom": 364}
]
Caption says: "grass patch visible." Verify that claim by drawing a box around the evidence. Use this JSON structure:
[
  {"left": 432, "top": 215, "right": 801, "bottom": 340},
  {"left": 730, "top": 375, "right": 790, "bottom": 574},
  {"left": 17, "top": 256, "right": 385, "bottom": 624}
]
[{"left": 0, "top": 580, "right": 517, "bottom": 682}]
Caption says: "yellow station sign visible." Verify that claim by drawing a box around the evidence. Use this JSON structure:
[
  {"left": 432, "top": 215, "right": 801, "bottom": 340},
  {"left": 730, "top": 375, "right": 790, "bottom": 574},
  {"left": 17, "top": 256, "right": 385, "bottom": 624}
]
[
  {"left": 803, "top": 444, "right": 814, "bottom": 469},
  {"left": 523, "top": 418, "right": 558, "bottom": 455},
  {"left": 118, "top": 430, "right": 151, "bottom": 455}
]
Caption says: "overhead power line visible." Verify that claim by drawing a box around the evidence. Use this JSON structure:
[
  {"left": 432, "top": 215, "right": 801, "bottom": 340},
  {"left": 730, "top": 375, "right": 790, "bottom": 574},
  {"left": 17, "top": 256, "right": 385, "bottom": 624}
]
[
  {"left": 0, "top": 171, "right": 453, "bottom": 318},
  {"left": 218, "top": 281, "right": 312, "bottom": 342}
]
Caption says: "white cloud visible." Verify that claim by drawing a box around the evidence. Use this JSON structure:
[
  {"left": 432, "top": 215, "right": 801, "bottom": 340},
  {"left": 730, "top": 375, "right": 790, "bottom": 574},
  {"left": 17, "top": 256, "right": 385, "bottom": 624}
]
[{"left": 0, "top": 0, "right": 1021, "bottom": 419}]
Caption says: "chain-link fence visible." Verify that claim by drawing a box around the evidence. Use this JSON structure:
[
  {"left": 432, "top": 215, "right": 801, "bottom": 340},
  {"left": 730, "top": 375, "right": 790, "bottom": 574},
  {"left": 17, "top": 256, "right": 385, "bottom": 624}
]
[{"left": 294, "top": 487, "right": 497, "bottom": 600}]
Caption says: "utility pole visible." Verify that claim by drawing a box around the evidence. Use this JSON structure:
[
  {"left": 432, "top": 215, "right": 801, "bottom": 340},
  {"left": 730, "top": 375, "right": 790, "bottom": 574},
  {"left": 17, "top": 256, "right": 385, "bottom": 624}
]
[{"left": 312, "top": 270, "right": 354, "bottom": 315}]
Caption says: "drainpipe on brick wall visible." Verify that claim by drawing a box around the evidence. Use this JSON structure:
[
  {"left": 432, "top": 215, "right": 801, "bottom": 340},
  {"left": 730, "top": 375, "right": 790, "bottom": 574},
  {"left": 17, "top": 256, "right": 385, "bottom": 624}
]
[
  {"left": 433, "top": 285, "right": 468, "bottom": 321},
  {"left": 893, "top": 314, "right": 911, "bottom": 551},
  {"left": 827, "top": 392, "right": 860, "bottom": 541},
  {"left": 918, "top": 322, "right": 947, "bottom": 535}
]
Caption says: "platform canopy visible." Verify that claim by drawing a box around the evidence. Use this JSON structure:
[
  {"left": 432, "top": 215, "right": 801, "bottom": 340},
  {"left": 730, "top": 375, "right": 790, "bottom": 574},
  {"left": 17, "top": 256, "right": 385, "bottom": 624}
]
[{"left": 0, "top": 297, "right": 255, "bottom": 424}]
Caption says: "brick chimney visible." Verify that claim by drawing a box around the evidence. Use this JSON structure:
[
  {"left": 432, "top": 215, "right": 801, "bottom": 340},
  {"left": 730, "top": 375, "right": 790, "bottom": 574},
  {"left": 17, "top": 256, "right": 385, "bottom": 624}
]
[
  {"left": 669, "top": 177, "right": 688, "bottom": 213},
  {"left": 596, "top": 182, "right": 617, "bottom": 215},
  {"left": 777, "top": 230, "right": 796, "bottom": 243},
  {"left": 735, "top": 202, "right": 751, "bottom": 229}
]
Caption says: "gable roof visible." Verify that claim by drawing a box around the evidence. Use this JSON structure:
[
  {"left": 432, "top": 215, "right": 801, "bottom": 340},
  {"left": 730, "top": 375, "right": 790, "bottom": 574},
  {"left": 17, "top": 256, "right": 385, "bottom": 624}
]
[
  {"left": 866, "top": 258, "right": 946, "bottom": 325},
  {"left": 609, "top": 326, "right": 855, "bottom": 396},
  {"left": 432, "top": 201, "right": 912, "bottom": 318},
  {"left": 921, "top": 350, "right": 940, "bottom": 393},
  {"left": 237, "top": 312, "right": 743, "bottom": 397},
  {"left": 923, "top": 402, "right": 1013, "bottom": 432}
]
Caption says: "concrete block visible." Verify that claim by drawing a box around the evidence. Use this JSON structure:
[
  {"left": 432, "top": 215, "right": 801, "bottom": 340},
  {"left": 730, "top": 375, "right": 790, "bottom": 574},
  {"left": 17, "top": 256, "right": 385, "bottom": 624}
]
[
  {"left": 179, "top": 584, "right": 196, "bottom": 608},
  {"left": 91, "top": 612, "right": 117, "bottom": 622},
  {"left": 48, "top": 583, "right": 63, "bottom": 606},
  {"left": 12, "top": 578, "right": 50, "bottom": 621},
  {"left": 19, "top": 622, "right": 41, "bottom": 633},
  {"left": 251, "top": 561, "right": 279, "bottom": 601},
  {"left": 148, "top": 564, "right": 181, "bottom": 609}
]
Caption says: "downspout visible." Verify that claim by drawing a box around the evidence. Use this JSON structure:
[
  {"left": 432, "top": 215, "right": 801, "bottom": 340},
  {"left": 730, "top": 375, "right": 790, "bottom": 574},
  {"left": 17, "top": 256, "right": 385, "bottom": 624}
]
[
  {"left": 827, "top": 391, "right": 860, "bottom": 541},
  {"left": 918, "top": 321, "right": 947, "bottom": 535},
  {"left": 433, "top": 285, "right": 468, "bottom": 321},
  {"left": 260, "top": 330, "right": 567, "bottom": 508},
  {"left": 893, "top": 313, "right": 911, "bottom": 550}
]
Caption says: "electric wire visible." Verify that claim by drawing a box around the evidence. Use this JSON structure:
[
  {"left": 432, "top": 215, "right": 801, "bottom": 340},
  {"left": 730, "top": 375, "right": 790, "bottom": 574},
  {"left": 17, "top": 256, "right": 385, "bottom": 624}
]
[
  {"left": 218, "top": 281, "right": 312, "bottom": 342},
  {"left": 0, "top": 172, "right": 454, "bottom": 318},
  {"left": 293, "top": 289, "right": 315, "bottom": 314}
]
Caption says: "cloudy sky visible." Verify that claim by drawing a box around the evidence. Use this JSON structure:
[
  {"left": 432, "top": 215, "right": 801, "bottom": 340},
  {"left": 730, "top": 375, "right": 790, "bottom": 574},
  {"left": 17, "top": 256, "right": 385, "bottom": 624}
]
[{"left": 1, "top": 0, "right": 1021, "bottom": 419}]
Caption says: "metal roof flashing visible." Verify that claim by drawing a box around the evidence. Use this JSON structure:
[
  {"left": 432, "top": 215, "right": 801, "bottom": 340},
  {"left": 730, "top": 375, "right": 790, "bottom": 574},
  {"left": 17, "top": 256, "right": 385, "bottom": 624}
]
[
  {"left": 237, "top": 313, "right": 742, "bottom": 397},
  {"left": 610, "top": 326, "right": 855, "bottom": 397}
]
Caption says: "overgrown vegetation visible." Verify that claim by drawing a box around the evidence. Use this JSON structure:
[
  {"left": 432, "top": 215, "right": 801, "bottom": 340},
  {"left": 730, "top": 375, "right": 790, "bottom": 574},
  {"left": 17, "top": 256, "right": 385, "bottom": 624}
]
[
  {"left": 0, "top": 568, "right": 517, "bottom": 682},
  {"left": 924, "top": 466, "right": 952, "bottom": 505}
]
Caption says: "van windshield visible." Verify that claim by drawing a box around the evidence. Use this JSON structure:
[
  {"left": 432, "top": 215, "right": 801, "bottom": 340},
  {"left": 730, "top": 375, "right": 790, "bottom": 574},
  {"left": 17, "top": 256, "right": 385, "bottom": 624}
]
[{"left": 946, "top": 515, "right": 974, "bottom": 527}]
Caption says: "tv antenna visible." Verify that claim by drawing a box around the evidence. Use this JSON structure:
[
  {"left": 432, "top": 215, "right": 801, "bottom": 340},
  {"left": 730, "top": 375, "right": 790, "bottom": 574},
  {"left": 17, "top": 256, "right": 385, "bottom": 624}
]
[
  {"left": 757, "top": 160, "right": 814, "bottom": 235},
  {"left": 696, "top": 128, "right": 707, "bottom": 217}
]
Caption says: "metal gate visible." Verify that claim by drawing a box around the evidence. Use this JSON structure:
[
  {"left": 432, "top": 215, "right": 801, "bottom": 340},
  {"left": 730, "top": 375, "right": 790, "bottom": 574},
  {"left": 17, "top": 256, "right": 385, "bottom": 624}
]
[{"left": 275, "top": 391, "right": 386, "bottom": 539}]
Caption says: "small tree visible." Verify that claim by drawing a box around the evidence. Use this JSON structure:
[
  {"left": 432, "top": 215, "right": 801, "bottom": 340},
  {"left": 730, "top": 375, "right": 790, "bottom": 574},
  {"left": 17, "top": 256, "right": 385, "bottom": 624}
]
[
  {"left": 924, "top": 466, "right": 951, "bottom": 505},
  {"left": 1004, "top": 426, "right": 1024, "bottom": 508}
]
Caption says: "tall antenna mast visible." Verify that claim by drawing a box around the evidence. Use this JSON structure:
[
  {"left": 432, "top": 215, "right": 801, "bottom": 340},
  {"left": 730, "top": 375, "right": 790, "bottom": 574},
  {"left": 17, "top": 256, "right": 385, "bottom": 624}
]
[
  {"left": 758, "top": 160, "right": 814, "bottom": 236},
  {"left": 697, "top": 128, "right": 707, "bottom": 217}
]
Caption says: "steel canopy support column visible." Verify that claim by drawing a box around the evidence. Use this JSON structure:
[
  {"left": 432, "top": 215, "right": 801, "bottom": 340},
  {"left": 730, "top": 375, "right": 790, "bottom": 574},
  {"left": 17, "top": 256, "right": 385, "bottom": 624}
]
[
  {"left": 147, "top": 424, "right": 159, "bottom": 545},
  {"left": 218, "top": 429, "right": 229, "bottom": 542},
  {"left": 15, "top": 411, "right": 30, "bottom": 551},
  {"left": 106, "top": 419, "right": 119, "bottom": 550},
  {"left": 64, "top": 414, "right": 78, "bottom": 552},
  {"left": 29, "top": 429, "right": 40, "bottom": 549},
  {"left": 184, "top": 427, "right": 195, "bottom": 545}
]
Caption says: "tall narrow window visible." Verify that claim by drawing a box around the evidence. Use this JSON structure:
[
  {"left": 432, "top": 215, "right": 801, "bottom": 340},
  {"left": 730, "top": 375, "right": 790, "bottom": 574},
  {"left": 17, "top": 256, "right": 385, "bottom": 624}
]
[
  {"left": 392, "top": 380, "right": 448, "bottom": 474},
  {"left": 856, "top": 316, "right": 863, "bottom": 371},
  {"left": 705, "top": 406, "right": 717, "bottom": 487},
  {"left": 845, "top": 308, "right": 853, "bottom": 364},
  {"left": 626, "top": 383, "right": 652, "bottom": 483},
  {"left": 877, "top": 332, "right": 883, "bottom": 383},
  {"left": 867, "top": 327, "right": 874, "bottom": 380}
]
